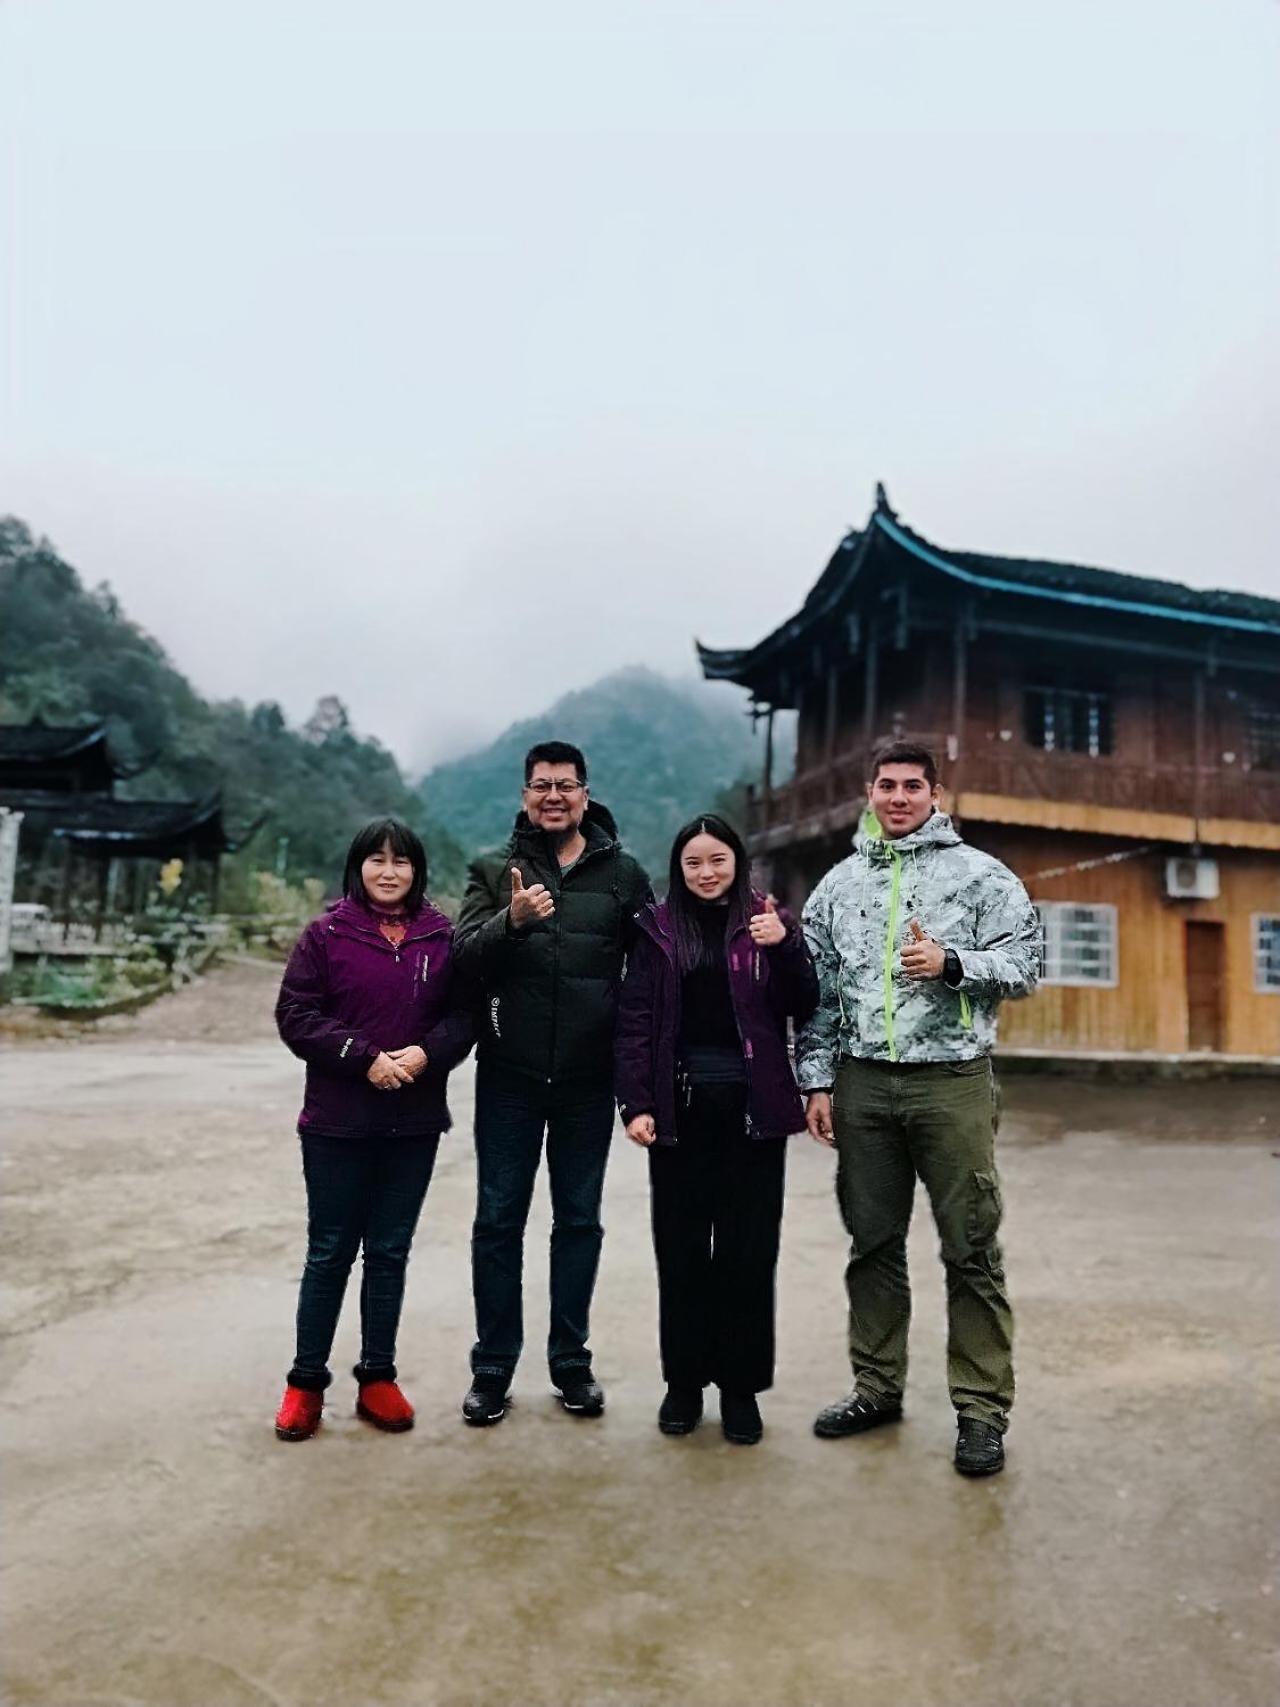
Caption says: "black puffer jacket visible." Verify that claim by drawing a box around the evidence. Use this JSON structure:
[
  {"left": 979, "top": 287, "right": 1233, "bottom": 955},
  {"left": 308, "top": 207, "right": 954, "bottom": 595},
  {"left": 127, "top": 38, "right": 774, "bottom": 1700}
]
[{"left": 454, "top": 802, "right": 652, "bottom": 1084}]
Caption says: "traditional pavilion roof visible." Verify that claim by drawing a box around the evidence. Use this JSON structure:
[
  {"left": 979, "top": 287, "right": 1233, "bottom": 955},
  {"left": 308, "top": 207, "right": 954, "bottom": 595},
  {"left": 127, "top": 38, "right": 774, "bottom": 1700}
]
[
  {"left": 0, "top": 719, "right": 151, "bottom": 789},
  {"left": 697, "top": 485, "right": 1280, "bottom": 693},
  {"left": 0, "top": 790, "right": 245, "bottom": 858}
]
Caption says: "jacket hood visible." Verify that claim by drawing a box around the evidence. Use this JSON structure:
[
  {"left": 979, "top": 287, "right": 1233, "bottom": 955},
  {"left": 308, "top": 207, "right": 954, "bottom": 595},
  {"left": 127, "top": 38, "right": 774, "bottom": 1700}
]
[
  {"left": 853, "top": 807, "right": 962, "bottom": 859},
  {"left": 508, "top": 798, "right": 620, "bottom": 851}
]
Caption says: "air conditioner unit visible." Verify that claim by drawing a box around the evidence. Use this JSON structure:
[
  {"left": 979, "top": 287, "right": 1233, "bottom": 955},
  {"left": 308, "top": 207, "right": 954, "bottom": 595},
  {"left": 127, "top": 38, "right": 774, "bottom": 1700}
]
[{"left": 1165, "top": 857, "right": 1219, "bottom": 900}]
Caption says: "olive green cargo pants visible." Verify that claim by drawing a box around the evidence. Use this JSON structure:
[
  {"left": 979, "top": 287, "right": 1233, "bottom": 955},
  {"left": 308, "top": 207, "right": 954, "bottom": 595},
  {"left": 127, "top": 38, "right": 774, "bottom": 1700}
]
[{"left": 833, "top": 1056, "right": 1014, "bottom": 1431}]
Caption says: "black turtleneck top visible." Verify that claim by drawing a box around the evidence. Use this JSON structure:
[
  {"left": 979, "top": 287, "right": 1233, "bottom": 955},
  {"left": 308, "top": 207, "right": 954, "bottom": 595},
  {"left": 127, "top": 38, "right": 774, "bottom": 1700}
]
[{"left": 677, "top": 900, "right": 743, "bottom": 1071}]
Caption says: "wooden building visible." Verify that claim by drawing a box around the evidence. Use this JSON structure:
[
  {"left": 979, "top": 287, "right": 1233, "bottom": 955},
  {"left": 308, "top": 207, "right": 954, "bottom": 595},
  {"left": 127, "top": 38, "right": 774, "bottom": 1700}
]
[
  {"left": 698, "top": 487, "right": 1280, "bottom": 1060},
  {"left": 0, "top": 719, "right": 243, "bottom": 921}
]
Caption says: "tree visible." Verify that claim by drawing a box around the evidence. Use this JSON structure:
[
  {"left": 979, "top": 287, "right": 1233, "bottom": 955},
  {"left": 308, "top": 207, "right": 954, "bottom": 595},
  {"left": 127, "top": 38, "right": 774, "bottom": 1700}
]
[{"left": 303, "top": 695, "right": 350, "bottom": 743}]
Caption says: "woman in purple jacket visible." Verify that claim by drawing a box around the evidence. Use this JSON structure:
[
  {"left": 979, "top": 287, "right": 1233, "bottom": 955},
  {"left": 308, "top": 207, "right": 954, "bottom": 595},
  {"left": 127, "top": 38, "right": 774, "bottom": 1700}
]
[
  {"left": 615, "top": 814, "right": 818, "bottom": 1445},
  {"left": 273, "top": 818, "right": 473, "bottom": 1442}
]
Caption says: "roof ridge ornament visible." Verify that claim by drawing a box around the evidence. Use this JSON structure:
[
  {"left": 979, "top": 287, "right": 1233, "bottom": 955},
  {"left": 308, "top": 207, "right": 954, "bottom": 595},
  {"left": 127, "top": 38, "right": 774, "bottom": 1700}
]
[{"left": 874, "top": 481, "right": 897, "bottom": 520}]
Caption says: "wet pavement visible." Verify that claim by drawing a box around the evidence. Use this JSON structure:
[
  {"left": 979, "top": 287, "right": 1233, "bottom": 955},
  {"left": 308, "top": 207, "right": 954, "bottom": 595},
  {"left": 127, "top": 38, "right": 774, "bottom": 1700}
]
[{"left": 2, "top": 960, "right": 1277, "bottom": 1707}]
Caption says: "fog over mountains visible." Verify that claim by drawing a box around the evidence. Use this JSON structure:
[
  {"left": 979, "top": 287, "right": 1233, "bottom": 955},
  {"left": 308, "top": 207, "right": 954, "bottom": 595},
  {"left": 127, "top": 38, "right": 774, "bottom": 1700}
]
[
  {"left": 1, "top": 514, "right": 780, "bottom": 898},
  {"left": 418, "top": 666, "right": 763, "bottom": 879}
]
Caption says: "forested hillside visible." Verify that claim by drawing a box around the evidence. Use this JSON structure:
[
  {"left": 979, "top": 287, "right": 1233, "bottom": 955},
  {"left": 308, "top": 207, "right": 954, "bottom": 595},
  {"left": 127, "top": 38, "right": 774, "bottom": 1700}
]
[
  {"left": 1, "top": 518, "right": 770, "bottom": 908},
  {"left": 0, "top": 517, "right": 466, "bottom": 903},
  {"left": 420, "top": 665, "right": 760, "bottom": 880}
]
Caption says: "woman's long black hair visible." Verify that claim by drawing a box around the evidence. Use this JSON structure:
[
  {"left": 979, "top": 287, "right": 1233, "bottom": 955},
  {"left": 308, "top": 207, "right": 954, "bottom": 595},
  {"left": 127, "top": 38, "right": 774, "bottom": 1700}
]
[
  {"left": 666, "top": 813, "right": 753, "bottom": 973},
  {"left": 341, "top": 817, "right": 429, "bottom": 913}
]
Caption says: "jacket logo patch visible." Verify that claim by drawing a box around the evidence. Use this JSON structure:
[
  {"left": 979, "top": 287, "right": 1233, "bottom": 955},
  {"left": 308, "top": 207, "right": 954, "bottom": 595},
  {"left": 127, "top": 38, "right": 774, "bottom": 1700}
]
[{"left": 489, "top": 996, "right": 501, "bottom": 1038}]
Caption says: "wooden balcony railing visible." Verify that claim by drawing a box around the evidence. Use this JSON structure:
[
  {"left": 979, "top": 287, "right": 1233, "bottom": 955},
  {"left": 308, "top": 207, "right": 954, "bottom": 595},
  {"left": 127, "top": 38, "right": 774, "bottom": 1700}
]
[{"left": 747, "top": 746, "right": 1280, "bottom": 843}]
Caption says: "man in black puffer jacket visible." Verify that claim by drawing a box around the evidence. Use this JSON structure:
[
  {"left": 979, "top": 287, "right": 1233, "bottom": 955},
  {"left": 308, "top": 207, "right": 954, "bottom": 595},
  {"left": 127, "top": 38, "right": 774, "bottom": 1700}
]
[{"left": 454, "top": 740, "right": 651, "bottom": 1425}]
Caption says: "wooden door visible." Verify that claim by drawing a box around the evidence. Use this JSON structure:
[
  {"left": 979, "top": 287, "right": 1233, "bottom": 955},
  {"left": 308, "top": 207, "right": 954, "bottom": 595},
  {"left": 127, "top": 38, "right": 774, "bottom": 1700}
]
[{"left": 1185, "top": 922, "right": 1225, "bottom": 1052}]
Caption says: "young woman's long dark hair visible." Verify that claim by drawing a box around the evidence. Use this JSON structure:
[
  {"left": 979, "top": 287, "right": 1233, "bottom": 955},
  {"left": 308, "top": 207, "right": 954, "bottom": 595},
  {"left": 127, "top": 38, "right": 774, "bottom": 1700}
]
[
  {"left": 341, "top": 817, "right": 429, "bottom": 913},
  {"left": 667, "top": 814, "right": 753, "bottom": 973}
]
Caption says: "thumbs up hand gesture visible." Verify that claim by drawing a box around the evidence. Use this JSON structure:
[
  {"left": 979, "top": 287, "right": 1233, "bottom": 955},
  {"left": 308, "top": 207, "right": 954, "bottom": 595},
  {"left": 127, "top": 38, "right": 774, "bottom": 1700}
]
[
  {"left": 900, "top": 917, "right": 945, "bottom": 980},
  {"left": 509, "top": 864, "right": 555, "bottom": 930},
  {"left": 748, "top": 893, "right": 787, "bottom": 947}
]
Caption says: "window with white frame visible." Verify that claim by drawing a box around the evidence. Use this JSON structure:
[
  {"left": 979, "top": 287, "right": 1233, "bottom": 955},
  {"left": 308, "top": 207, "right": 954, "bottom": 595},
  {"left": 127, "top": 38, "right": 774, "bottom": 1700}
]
[
  {"left": 1035, "top": 902, "right": 1118, "bottom": 987},
  {"left": 1024, "top": 686, "right": 1114, "bottom": 757},
  {"left": 1255, "top": 916, "right": 1280, "bottom": 993}
]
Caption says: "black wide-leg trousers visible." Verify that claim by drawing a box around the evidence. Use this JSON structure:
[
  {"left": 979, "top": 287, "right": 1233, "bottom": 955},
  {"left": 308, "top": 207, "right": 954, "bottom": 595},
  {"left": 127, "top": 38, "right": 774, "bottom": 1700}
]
[{"left": 647, "top": 1082, "right": 787, "bottom": 1396}]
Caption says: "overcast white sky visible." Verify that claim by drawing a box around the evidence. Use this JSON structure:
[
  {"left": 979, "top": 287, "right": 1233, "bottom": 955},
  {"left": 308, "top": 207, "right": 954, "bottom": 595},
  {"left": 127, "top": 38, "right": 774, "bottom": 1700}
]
[{"left": 2, "top": 1, "right": 1277, "bottom": 773}]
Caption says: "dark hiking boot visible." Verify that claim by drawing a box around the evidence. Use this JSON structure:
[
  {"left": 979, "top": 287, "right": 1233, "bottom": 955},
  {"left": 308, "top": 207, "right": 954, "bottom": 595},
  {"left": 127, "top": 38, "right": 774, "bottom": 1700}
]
[
  {"left": 720, "top": 1391, "right": 763, "bottom": 1445},
  {"left": 813, "top": 1392, "right": 904, "bottom": 1439},
  {"left": 954, "top": 1417, "right": 1005, "bottom": 1477},
  {"left": 462, "top": 1382, "right": 509, "bottom": 1427},
  {"left": 658, "top": 1386, "right": 704, "bottom": 1435},
  {"left": 554, "top": 1373, "right": 605, "bottom": 1417}
]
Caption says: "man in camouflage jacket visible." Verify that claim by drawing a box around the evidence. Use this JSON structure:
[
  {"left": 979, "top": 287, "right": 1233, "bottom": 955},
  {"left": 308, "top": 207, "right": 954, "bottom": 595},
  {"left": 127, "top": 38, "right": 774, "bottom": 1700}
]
[{"left": 798, "top": 740, "right": 1040, "bottom": 1475}]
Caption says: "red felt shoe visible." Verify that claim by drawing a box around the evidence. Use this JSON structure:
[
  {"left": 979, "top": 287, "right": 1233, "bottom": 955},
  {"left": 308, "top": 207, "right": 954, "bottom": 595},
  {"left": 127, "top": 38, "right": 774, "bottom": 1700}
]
[
  {"left": 356, "top": 1380, "right": 415, "bottom": 1432},
  {"left": 275, "top": 1384, "right": 324, "bottom": 1441}
]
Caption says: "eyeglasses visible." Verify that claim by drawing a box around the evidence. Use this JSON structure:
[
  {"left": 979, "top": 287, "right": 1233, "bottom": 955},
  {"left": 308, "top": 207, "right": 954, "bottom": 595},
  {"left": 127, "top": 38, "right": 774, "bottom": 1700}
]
[{"left": 526, "top": 779, "right": 585, "bottom": 795}]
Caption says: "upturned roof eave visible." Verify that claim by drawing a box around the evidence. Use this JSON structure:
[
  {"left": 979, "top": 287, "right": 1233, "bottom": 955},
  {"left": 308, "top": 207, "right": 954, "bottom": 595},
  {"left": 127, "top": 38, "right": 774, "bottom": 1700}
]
[
  {"left": 0, "top": 719, "right": 150, "bottom": 778},
  {"left": 2, "top": 789, "right": 233, "bottom": 852},
  {"left": 0, "top": 720, "right": 106, "bottom": 760},
  {"left": 695, "top": 524, "right": 876, "bottom": 696},
  {"left": 696, "top": 493, "right": 1280, "bottom": 696}
]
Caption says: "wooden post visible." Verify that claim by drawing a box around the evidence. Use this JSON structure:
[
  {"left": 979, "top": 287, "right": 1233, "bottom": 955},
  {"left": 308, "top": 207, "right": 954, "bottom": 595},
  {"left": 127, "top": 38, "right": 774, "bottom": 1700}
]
[
  {"left": 824, "top": 664, "right": 839, "bottom": 814},
  {"left": 895, "top": 580, "right": 909, "bottom": 650},
  {"left": 58, "top": 841, "right": 75, "bottom": 925},
  {"left": 104, "top": 857, "right": 120, "bottom": 921},
  {"left": 762, "top": 707, "right": 775, "bottom": 831},
  {"left": 861, "top": 620, "right": 879, "bottom": 766},
  {"left": 93, "top": 856, "right": 109, "bottom": 940},
  {"left": 950, "top": 605, "right": 970, "bottom": 813},
  {"left": 0, "top": 807, "right": 23, "bottom": 981},
  {"left": 1192, "top": 667, "right": 1206, "bottom": 849}
]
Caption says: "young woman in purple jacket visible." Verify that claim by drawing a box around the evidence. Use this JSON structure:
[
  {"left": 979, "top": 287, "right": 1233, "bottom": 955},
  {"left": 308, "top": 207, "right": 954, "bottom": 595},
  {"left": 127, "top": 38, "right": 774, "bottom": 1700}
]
[
  {"left": 272, "top": 818, "right": 473, "bottom": 1442},
  {"left": 615, "top": 815, "right": 819, "bottom": 1445}
]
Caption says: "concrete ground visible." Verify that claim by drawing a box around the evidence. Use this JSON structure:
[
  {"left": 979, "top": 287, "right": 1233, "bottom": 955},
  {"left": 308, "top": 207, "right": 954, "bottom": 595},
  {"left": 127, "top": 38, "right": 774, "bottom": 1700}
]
[{"left": 1, "top": 959, "right": 1277, "bottom": 1707}]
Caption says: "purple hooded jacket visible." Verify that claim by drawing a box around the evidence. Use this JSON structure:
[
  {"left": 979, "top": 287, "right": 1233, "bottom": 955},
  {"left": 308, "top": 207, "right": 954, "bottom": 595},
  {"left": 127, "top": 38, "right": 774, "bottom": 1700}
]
[
  {"left": 276, "top": 896, "right": 474, "bottom": 1139},
  {"left": 615, "top": 891, "right": 819, "bottom": 1143}
]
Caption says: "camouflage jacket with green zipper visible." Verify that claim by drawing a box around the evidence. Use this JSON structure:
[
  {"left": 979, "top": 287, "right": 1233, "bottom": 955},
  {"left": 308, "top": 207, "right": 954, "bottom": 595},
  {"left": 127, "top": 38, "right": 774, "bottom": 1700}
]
[{"left": 796, "top": 810, "right": 1040, "bottom": 1085}]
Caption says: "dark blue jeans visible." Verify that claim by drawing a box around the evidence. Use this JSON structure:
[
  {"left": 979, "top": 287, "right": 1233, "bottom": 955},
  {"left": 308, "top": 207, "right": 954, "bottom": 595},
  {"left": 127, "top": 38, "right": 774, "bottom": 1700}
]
[
  {"left": 288, "top": 1130, "right": 439, "bottom": 1391},
  {"left": 470, "top": 1061, "right": 616, "bottom": 1386}
]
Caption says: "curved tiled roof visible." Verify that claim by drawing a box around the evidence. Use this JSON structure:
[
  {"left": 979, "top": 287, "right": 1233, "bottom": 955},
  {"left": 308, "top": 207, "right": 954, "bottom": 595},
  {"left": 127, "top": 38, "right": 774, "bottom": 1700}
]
[
  {"left": 0, "top": 721, "right": 110, "bottom": 762},
  {"left": 0, "top": 790, "right": 238, "bottom": 853},
  {"left": 698, "top": 487, "right": 1280, "bottom": 684}
]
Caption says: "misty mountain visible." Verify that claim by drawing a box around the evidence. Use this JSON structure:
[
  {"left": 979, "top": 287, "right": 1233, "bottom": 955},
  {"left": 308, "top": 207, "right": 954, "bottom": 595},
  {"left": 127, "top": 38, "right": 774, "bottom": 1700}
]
[{"left": 419, "top": 667, "right": 761, "bottom": 880}]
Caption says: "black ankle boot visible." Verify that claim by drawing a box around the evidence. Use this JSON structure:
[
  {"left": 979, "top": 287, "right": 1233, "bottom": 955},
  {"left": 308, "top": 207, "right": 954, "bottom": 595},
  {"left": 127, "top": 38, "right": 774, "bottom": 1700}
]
[
  {"left": 658, "top": 1386, "right": 704, "bottom": 1435},
  {"left": 719, "top": 1391, "right": 762, "bottom": 1445}
]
